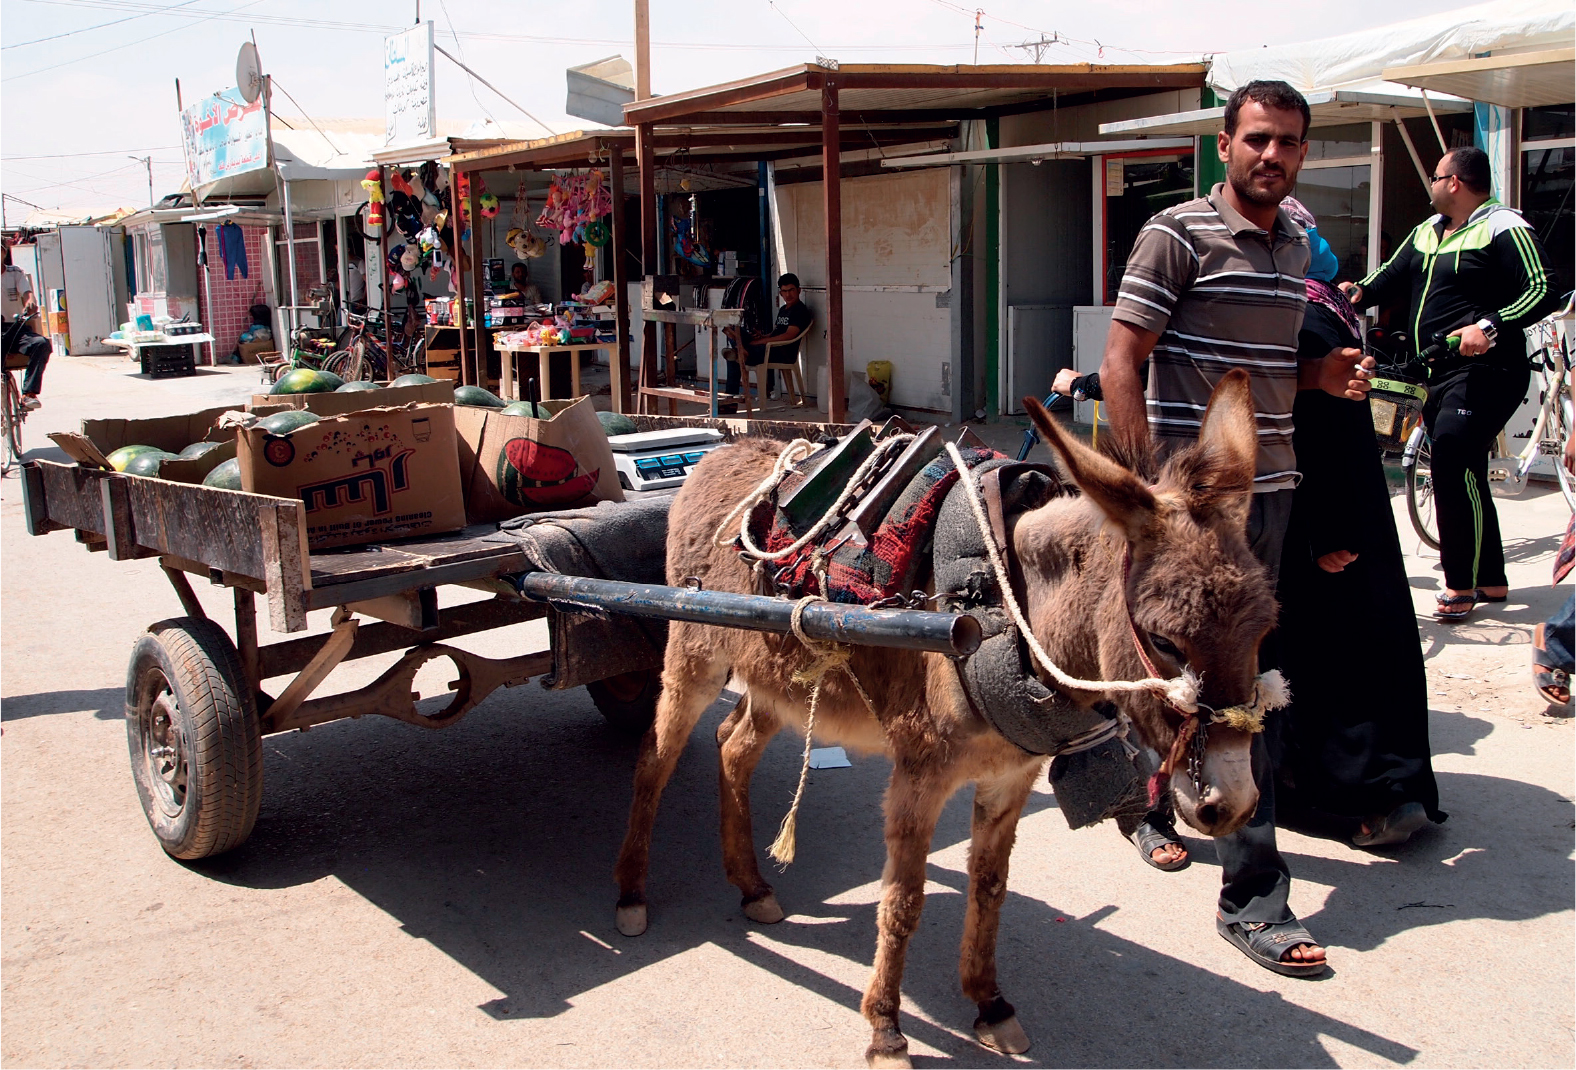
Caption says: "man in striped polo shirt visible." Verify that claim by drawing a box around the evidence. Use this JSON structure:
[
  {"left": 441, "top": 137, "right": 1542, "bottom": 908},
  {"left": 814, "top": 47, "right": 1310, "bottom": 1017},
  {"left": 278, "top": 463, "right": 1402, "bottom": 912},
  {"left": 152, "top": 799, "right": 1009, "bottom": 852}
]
[{"left": 1099, "top": 80, "right": 1375, "bottom": 978}]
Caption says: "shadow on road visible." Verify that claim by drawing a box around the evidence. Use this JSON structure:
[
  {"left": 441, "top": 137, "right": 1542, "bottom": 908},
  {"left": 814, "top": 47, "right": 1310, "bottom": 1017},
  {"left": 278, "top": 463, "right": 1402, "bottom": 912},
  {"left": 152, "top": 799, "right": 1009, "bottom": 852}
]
[
  {"left": 167, "top": 684, "right": 1445, "bottom": 1066},
  {"left": 0, "top": 685, "right": 121, "bottom": 722}
]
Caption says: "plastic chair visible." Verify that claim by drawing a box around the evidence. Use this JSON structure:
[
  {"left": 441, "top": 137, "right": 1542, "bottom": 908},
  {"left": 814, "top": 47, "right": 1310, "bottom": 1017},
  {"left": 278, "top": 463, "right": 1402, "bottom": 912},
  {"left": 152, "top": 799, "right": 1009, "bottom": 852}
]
[{"left": 744, "top": 318, "right": 813, "bottom": 411}]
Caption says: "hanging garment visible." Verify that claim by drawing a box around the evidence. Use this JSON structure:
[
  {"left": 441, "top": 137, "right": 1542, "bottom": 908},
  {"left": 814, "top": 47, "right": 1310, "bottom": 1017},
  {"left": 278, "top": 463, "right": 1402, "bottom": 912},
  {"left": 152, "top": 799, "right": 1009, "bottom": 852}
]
[{"left": 217, "top": 222, "right": 249, "bottom": 280}]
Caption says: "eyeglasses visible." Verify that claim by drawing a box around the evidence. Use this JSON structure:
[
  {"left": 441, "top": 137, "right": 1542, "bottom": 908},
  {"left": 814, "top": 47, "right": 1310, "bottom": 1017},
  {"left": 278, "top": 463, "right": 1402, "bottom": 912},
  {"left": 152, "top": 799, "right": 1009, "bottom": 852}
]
[{"left": 1429, "top": 172, "right": 1456, "bottom": 184}]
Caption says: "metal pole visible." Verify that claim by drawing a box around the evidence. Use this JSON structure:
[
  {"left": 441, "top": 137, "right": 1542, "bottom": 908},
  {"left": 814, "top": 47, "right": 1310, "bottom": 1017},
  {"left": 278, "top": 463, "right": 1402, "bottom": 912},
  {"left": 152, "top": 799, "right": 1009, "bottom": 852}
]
[
  {"left": 455, "top": 166, "right": 472, "bottom": 387},
  {"left": 1391, "top": 109, "right": 1432, "bottom": 195},
  {"left": 637, "top": 122, "right": 658, "bottom": 413},
  {"left": 609, "top": 144, "right": 632, "bottom": 413},
  {"left": 1419, "top": 90, "right": 1449, "bottom": 154},
  {"left": 822, "top": 74, "right": 846, "bottom": 422},
  {"left": 512, "top": 572, "right": 982, "bottom": 656}
]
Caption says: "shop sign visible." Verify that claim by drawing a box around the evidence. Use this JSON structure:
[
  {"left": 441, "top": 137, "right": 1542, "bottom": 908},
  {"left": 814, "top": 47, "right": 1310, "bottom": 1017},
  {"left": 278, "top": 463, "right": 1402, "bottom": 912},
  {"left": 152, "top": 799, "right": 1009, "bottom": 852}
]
[
  {"left": 181, "top": 90, "right": 269, "bottom": 187},
  {"left": 385, "top": 22, "right": 435, "bottom": 147},
  {"left": 1105, "top": 158, "right": 1125, "bottom": 197}
]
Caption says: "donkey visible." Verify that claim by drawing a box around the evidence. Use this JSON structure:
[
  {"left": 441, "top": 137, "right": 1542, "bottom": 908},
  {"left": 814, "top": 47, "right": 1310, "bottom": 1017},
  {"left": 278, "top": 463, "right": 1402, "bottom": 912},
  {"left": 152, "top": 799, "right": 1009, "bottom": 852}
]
[{"left": 613, "top": 370, "right": 1277, "bottom": 1067}]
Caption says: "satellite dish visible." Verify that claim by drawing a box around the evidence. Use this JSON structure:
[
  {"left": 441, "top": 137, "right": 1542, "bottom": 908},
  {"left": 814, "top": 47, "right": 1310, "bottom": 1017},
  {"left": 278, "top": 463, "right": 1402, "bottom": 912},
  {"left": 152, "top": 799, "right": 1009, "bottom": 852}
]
[{"left": 236, "top": 42, "right": 263, "bottom": 103}]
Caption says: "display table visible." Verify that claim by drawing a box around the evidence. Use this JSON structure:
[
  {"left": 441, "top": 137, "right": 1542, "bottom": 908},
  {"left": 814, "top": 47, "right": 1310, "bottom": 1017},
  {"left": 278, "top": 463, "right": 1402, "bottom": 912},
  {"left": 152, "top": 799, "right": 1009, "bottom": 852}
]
[
  {"left": 107, "top": 334, "right": 214, "bottom": 379},
  {"left": 495, "top": 343, "right": 611, "bottom": 403},
  {"left": 637, "top": 307, "right": 742, "bottom": 417}
]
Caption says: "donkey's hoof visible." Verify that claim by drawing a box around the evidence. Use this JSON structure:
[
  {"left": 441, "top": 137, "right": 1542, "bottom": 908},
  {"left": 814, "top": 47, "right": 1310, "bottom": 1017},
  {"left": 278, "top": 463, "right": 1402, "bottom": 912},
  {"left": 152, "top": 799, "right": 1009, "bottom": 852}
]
[
  {"left": 742, "top": 892, "right": 785, "bottom": 924},
  {"left": 974, "top": 1014, "right": 1031, "bottom": 1055},
  {"left": 865, "top": 1046, "right": 912, "bottom": 1069},
  {"left": 615, "top": 903, "right": 648, "bottom": 937}
]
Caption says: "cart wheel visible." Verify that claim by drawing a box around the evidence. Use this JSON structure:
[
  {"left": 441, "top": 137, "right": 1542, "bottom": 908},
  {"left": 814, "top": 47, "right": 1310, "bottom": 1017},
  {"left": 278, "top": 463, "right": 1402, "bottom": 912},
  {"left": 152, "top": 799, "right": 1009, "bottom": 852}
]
[
  {"left": 587, "top": 669, "right": 660, "bottom": 736},
  {"left": 125, "top": 617, "right": 262, "bottom": 859}
]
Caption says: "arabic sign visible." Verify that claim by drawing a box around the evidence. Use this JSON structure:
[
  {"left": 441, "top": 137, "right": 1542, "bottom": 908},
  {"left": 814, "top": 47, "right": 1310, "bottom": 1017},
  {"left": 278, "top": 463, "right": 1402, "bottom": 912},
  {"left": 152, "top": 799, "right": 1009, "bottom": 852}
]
[
  {"left": 181, "top": 90, "right": 269, "bottom": 187},
  {"left": 385, "top": 22, "right": 435, "bottom": 147}
]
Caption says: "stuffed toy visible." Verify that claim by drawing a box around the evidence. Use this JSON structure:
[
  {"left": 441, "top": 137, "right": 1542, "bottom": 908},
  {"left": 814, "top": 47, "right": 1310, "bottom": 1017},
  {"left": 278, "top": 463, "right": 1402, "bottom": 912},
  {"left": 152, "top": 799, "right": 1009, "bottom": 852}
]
[
  {"left": 388, "top": 169, "right": 414, "bottom": 197},
  {"left": 361, "top": 169, "right": 384, "bottom": 232}
]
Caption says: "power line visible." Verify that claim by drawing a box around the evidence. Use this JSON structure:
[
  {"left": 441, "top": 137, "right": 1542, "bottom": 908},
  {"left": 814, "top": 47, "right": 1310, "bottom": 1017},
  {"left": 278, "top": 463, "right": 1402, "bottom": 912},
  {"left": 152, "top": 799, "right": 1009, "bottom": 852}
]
[
  {"left": 2, "top": 0, "right": 265, "bottom": 82},
  {"left": 433, "top": 45, "right": 555, "bottom": 138},
  {"left": 2, "top": 0, "right": 205, "bottom": 49},
  {"left": 2, "top": 145, "right": 180, "bottom": 161}
]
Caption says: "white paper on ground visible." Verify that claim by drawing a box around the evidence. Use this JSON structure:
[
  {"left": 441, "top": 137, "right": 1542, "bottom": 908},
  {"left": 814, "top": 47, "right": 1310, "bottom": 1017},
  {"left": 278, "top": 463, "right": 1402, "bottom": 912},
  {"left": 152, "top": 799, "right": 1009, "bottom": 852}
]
[{"left": 808, "top": 747, "right": 851, "bottom": 769}]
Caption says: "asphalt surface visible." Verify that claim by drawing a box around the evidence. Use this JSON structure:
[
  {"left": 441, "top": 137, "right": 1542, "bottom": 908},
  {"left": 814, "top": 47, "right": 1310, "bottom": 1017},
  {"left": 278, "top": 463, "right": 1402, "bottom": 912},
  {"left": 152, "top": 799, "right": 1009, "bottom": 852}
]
[{"left": 2, "top": 355, "right": 1572, "bottom": 1068}]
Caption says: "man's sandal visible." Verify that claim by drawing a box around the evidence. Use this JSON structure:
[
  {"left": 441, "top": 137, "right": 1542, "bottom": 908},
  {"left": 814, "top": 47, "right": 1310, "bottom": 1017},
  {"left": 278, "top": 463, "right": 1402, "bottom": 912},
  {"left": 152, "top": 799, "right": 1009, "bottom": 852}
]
[
  {"left": 1352, "top": 800, "right": 1428, "bottom": 847},
  {"left": 1532, "top": 622, "right": 1573, "bottom": 708},
  {"left": 1129, "top": 819, "right": 1190, "bottom": 872},
  {"left": 1216, "top": 915, "right": 1328, "bottom": 978},
  {"left": 1434, "top": 592, "right": 1479, "bottom": 621}
]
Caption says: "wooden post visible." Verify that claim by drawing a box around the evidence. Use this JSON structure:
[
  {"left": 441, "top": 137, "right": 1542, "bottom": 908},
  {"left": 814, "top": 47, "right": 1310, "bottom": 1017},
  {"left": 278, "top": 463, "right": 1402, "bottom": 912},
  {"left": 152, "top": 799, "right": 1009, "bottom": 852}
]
[
  {"left": 378, "top": 165, "right": 392, "bottom": 362},
  {"left": 637, "top": 122, "right": 659, "bottom": 414},
  {"left": 466, "top": 175, "right": 486, "bottom": 389},
  {"left": 822, "top": 76, "right": 846, "bottom": 423},
  {"left": 454, "top": 166, "right": 471, "bottom": 387},
  {"left": 609, "top": 145, "right": 632, "bottom": 414}
]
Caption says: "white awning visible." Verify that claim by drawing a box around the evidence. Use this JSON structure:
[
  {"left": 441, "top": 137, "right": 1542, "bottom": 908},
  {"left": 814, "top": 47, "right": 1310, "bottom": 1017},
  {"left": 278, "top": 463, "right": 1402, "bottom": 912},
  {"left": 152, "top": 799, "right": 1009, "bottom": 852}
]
[
  {"left": 881, "top": 137, "right": 1195, "bottom": 168},
  {"left": 1098, "top": 87, "right": 1473, "bottom": 138},
  {"left": 1383, "top": 48, "right": 1576, "bottom": 110}
]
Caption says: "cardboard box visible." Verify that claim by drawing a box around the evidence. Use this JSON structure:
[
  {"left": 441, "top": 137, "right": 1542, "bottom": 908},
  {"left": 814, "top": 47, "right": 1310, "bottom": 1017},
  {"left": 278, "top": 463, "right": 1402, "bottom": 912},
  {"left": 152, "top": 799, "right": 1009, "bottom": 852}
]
[
  {"left": 250, "top": 379, "right": 454, "bottom": 414},
  {"left": 453, "top": 396, "right": 623, "bottom": 524},
  {"left": 237, "top": 403, "right": 466, "bottom": 550},
  {"left": 49, "top": 404, "right": 251, "bottom": 484},
  {"left": 423, "top": 347, "right": 461, "bottom": 382}
]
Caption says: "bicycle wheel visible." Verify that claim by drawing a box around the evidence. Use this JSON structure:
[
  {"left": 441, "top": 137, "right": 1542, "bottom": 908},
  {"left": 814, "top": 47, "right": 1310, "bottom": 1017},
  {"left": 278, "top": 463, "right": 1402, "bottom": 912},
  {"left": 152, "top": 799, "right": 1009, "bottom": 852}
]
[
  {"left": 1, "top": 372, "right": 21, "bottom": 470},
  {"left": 1402, "top": 425, "right": 1441, "bottom": 550},
  {"left": 1552, "top": 389, "right": 1576, "bottom": 513},
  {"left": 323, "top": 349, "right": 372, "bottom": 382}
]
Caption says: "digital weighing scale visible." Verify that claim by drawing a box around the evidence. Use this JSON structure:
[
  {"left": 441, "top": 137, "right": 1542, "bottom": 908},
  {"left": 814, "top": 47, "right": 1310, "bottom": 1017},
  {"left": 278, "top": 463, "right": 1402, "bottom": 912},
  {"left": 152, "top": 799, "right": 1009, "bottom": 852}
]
[{"left": 608, "top": 427, "right": 727, "bottom": 491}]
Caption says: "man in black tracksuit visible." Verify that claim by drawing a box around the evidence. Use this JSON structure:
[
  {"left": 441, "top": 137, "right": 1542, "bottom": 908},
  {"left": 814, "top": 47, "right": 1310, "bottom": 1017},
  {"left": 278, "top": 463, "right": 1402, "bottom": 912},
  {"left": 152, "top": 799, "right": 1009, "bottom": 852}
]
[{"left": 1344, "top": 145, "right": 1561, "bottom": 621}]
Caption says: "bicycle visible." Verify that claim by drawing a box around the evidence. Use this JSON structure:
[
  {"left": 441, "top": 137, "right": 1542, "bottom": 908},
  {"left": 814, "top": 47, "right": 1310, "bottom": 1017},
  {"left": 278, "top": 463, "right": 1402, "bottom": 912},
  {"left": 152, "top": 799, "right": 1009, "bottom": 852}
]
[
  {"left": 2, "top": 311, "right": 37, "bottom": 473},
  {"left": 324, "top": 307, "right": 425, "bottom": 383},
  {"left": 1397, "top": 296, "right": 1574, "bottom": 548}
]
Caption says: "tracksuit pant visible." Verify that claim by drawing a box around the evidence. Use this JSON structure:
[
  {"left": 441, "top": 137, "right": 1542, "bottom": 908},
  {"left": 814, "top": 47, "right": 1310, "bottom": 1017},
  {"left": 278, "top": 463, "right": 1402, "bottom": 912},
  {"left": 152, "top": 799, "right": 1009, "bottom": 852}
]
[{"left": 1423, "top": 362, "right": 1530, "bottom": 592}]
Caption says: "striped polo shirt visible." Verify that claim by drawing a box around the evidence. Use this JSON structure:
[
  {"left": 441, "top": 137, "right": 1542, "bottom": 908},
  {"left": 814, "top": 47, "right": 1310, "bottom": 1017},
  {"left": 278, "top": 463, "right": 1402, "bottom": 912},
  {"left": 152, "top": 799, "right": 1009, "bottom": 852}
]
[{"left": 1111, "top": 183, "right": 1310, "bottom": 491}]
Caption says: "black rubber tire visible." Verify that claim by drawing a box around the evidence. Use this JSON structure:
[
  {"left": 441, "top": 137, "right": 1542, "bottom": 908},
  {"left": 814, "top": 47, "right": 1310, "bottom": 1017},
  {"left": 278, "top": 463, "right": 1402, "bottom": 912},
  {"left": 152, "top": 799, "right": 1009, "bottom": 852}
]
[
  {"left": 125, "top": 617, "right": 263, "bottom": 859},
  {"left": 587, "top": 669, "right": 661, "bottom": 736},
  {"left": 1403, "top": 428, "right": 1441, "bottom": 551},
  {"left": 2, "top": 372, "right": 22, "bottom": 469}
]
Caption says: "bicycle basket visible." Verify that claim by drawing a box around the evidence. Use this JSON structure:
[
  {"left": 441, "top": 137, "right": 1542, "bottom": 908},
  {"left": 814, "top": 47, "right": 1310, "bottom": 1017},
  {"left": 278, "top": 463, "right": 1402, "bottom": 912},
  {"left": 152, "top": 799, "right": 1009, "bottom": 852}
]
[{"left": 1368, "top": 372, "right": 1427, "bottom": 453}]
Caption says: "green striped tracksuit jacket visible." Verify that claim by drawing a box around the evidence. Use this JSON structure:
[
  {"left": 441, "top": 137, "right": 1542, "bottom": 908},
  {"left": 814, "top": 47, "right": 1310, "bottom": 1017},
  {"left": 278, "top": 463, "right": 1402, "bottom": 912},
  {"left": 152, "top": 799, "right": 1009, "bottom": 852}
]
[{"left": 1358, "top": 199, "right": 1561, "bottom": 368}]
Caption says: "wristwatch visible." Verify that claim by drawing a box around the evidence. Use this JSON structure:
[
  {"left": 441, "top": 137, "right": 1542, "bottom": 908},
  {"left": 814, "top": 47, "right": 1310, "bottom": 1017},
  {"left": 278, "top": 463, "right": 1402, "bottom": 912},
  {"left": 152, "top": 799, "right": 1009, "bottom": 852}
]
[{"left": 1474, "top": 317, "right": 1500, "bottom": 347}]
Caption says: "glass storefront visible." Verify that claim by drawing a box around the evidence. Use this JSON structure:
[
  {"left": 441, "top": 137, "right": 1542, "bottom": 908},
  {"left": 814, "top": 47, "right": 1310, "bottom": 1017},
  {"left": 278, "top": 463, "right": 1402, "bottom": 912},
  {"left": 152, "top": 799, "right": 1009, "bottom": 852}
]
[
  {"left": 1295, "top": 164, "right": 1372, "bottom": 283},
  {"left": 1103, "top": 152, "right": 1195, "bottom": 304},
  {"left": 1521, "top": 142, "right": 1574, "bottom": 301}
]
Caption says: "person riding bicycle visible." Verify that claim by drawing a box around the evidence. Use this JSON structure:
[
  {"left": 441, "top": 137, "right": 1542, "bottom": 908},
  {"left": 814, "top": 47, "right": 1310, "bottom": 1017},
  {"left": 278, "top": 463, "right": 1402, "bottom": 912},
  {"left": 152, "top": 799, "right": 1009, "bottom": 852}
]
[
  {"left": 1342, "top": 146, "right": 1561, "bottom": 621},
  {"left": 2, "top": 245, "right": 51, "bottom": 410}
]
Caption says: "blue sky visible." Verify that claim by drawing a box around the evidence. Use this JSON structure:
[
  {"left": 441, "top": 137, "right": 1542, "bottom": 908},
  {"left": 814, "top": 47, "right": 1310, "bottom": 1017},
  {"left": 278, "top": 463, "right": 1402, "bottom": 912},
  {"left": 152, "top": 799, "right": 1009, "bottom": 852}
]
[{"left": 2, "top": 0, "right": 1459, "bottom": 215}]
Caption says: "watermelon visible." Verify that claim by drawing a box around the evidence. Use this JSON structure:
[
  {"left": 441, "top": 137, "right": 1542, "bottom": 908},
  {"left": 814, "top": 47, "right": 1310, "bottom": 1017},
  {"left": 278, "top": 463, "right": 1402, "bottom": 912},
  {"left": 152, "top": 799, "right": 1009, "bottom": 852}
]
[
  {"left": 270, "top": 368, "right": 338, "bottom": 395},
  {"left": 203, "top": 458, "right": 242, "bottom": 490},
  {"left": 178, "top": 440, "right": 224, "bottom": 459},
  {"left": 453, "top": 385, "right": 506, "bottom": 408},
  {"left": 337, "top": 380, "right": 382, "bottom": 392},
  {"left": 106, "top": 444, "right": 162, "bottom": 472},
  {"left": 122, "top": 450, "right": 178, "bottom": 477},
  {"left": 596, "top": 411, "right": 638, "bottom": 437},
  {"left": 499, "top": 400, "right": 549, "bottom": 418},
  {"left": 258, "top": 410, "right": 320, "bottom": 435},
  {"left": 390, "top": 373, "right": 439, "bottom": 388}
]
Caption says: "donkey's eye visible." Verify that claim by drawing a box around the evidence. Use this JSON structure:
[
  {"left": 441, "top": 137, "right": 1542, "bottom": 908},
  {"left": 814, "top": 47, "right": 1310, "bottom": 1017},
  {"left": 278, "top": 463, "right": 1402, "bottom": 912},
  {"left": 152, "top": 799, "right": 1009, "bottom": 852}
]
[{"left": 1148, "top": 633, "right": 1185, "bottom": 661}]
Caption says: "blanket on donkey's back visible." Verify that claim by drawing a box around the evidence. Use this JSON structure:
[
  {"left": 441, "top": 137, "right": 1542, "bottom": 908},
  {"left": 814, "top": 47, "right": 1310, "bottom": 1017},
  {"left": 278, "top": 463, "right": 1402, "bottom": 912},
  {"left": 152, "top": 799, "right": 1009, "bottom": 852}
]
[{"left": 750, "top": 444, "right": 1003, "bottom": 603}]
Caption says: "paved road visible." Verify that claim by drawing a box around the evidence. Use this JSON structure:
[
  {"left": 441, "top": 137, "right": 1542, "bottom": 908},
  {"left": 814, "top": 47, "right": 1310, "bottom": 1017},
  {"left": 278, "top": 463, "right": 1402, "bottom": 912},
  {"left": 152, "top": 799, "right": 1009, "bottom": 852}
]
[{"left": 3, "top": 356, "right": 1572, "bottom": 1067}]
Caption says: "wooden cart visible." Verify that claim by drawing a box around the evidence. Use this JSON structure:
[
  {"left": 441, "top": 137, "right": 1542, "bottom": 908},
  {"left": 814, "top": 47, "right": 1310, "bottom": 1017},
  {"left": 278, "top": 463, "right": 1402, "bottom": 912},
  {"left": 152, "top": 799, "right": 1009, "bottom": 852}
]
[{"left": 19, "top": 413, "right": 851, "bottom": 862}]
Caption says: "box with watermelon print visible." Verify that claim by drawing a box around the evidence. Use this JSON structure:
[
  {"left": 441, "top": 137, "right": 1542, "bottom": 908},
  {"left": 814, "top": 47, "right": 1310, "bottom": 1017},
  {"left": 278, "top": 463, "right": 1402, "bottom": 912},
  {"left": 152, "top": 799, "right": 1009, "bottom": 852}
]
[{"left": 452, "top": 396, "right": 623, "bottom": 524}]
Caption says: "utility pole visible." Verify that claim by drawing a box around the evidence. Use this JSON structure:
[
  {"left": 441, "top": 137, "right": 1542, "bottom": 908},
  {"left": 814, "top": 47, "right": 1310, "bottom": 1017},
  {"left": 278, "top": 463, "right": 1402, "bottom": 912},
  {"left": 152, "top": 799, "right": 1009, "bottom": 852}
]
[
  {"left": 973, "top": 10, "right": 983, "bottom": 64},
  {"left": 633, "top": 0, "right": 650, "bottom": 100},
  {"left": 129, "top": 155, "right": 153, "bottom": 207},
  {"left": 1015, "top": 34, "right": 1059, "bottom": 63}
]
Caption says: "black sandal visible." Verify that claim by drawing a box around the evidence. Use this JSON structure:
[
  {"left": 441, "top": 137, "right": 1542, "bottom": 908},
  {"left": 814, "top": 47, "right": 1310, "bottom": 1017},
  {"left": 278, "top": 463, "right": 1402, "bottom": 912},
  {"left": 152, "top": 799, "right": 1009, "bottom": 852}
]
[
  {"left": 1216, "top": 914, "right": 1328, "bottom": 977},
  {"left": 1129, "top": 818, "right": 1189, "bottom": 871}
]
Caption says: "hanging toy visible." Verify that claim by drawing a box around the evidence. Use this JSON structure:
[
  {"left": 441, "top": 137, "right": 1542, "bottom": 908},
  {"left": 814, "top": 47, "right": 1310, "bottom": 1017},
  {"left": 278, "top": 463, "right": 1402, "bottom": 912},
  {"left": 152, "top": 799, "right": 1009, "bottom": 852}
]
[
  {"left": 388, "top": 169, "right": 414, "bottom": 197},
  {"left": 583, "top": 219, "right": 610, "bottom": 247},
  {"left": 361, "top": 169, "right": 384, "bottom": 232},
  {"left": 400, "top": 246, "right": 419, "bottom": 271},
  {"left": 390, "top": 271, "right": 406, "bottom": 292},
  {"left": 479, "top": 191, "right": 500, "bottom": 218}
]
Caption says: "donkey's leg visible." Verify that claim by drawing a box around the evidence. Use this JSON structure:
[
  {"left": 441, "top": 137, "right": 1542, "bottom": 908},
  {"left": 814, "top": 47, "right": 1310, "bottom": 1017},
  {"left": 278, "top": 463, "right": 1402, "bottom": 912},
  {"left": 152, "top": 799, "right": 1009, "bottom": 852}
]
[
  {"left": 717, "top": 694, "right": 785, "bottom": 922},
  {"left": 960, "top": 763, "right": 1040, "bottom": 1055},
  {"left": 862, "top": 763, "right": 955, "bottom": 1070},
  {"left": 614, "top": 622, "right": 730, "bottom": 937}
]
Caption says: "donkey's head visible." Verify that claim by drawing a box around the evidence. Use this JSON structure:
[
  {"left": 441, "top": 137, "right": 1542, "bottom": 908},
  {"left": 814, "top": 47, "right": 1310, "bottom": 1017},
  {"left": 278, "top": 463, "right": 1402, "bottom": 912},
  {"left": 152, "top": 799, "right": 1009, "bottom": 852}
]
[{"left": 1024, "top": 370, "right": 1276, "bottom": 837}]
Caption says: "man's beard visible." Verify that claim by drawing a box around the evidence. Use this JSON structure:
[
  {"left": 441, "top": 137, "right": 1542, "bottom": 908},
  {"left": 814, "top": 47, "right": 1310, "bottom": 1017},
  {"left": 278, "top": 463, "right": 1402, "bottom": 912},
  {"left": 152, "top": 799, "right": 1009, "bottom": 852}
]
[{"left": 1227, "top": 155, "right": 1291, "bottom": 206}]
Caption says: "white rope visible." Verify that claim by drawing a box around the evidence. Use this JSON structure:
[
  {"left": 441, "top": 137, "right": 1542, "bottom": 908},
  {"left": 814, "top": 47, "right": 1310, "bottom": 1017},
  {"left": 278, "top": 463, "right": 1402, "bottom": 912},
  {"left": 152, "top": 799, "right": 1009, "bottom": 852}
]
[
  {"left": 941, "top": 441, "right": 1204, "bottom": 712},
  {"left": 714, "top": 434, "right": 916, "bottom": 565}
]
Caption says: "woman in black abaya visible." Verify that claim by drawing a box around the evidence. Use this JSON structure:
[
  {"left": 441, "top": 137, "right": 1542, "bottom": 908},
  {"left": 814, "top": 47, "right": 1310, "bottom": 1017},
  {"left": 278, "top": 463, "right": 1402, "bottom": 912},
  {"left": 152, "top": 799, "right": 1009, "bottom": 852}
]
[{"left": 1275, "top": 198, "right": 1446, "bottom": 846}]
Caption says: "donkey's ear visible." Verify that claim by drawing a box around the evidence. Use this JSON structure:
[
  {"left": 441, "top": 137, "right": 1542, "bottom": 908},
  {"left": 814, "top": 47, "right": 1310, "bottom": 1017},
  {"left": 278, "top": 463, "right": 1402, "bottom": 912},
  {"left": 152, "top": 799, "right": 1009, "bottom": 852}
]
[
  {"left": 1170, "top": 369, "right": 1257, "bottom": 516},
  {"left": 1024, "top": 396, "right": 1156, "bottom": 540}
]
